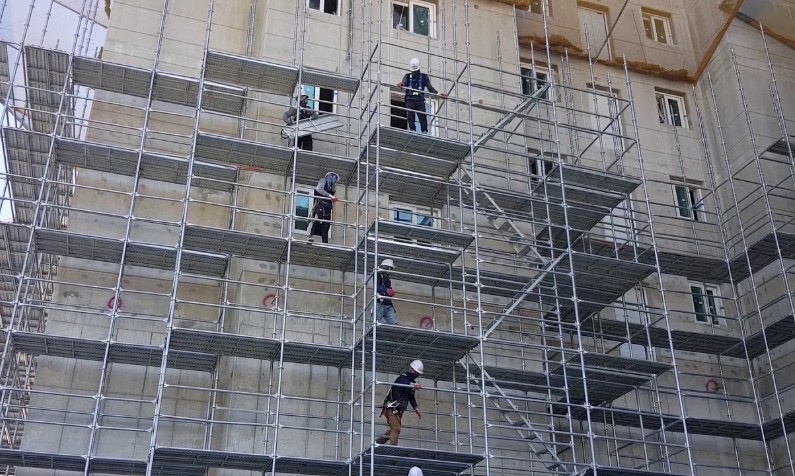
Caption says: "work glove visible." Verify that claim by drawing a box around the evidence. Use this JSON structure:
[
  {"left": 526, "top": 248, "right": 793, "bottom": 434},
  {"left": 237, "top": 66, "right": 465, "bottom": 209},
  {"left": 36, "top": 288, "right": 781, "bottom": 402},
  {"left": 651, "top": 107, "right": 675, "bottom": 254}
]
[
  {"left": 311, "top": 111, "right": 319, "bottom": 119},
  {"left": 386, "top": 289, "right": 395, "bottom": 297}
]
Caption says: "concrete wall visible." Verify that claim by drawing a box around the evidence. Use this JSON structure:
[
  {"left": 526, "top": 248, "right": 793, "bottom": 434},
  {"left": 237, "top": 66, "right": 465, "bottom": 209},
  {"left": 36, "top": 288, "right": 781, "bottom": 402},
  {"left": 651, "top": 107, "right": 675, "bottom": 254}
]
[{"left": 11, "top": 0, "right": 795, "bottom": 473}]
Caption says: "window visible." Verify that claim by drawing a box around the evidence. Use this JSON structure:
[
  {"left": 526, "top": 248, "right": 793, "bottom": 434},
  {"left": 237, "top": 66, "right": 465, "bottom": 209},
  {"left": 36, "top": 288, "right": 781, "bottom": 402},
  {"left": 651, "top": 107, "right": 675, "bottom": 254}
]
[
  {"left": 391, "top": 206, "right": 438, "bottom": 244},
  {"left": 301, "top": 85, "right": 337, "bottom": 114},
  {"left": 577, "top": 5, "right": 611, "bottom": 61},
  {"left": 392, "top": 0, "right": 436, "bottom": 37},
  {"left": 294, "top": 188, "right": 313, "bottom": 235},
  {"left": 590, "top": 84, "right": 623, "bottom": 151},
  {"left": 642, "top": 9, "right": 674, "bottom": 45},
  {"left": 294, "top": 188, "right": 333, "bottom": 238},
  {"left": 672, "top": 182, "right": 703, "bottom": 221},
  {"left": 520, "top": 64, "right": 554, "bottom": 101},
  {"left": 656, "top": 90, "right": 688, "bottom": 128},
  {"left": 690, "top": 283, "right": 722, "bottom": 325},
  {"left": 529, "top": 157, "right": 554, "bottom": 182},
  {"left": 616, "top": 298, "right": 653, "bottom": 359},
  {"left": 529, "top": 0, "right": 549, "bottom": 15},
  {"left": 308, "top": 0, "right": 338, "bottom": 15}
]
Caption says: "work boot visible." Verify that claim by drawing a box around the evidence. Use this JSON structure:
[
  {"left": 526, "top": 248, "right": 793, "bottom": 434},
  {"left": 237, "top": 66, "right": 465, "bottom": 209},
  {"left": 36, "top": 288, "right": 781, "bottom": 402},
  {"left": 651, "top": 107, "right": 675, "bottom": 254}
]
[{"left": 375, "top": 436, "right": 388, "bottom": 444}]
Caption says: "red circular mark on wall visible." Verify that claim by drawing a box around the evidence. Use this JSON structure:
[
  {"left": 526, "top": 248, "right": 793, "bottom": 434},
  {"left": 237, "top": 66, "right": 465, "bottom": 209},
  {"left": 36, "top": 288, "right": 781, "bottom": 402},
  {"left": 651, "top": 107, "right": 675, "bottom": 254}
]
[
  {"left": 419, "top": 316, "right": 433, "bottom": 329},
  {"left": 107, "top": 296, "right": 122, "bottom": 310},
  {"left": 705, "top": 379, "right": 720, "bottom": 393},
  {"left": 262, "top": 293, "right": 278, "bottom": 309}
]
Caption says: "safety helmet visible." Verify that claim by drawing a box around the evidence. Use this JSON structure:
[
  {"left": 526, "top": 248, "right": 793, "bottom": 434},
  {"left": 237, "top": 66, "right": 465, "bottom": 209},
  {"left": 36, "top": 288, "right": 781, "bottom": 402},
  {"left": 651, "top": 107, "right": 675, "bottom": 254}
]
[
  {"left": 409, "top": 58, "right": 421, "bottom": 71},
  {"left": 409, "top": 359, "right": 424, "bottom": 374},
  {"left": 380, "top": 259, "right": 395, "bottom": 270},
  {"left": 408, "top": 467, "right": 424, "bottom": 476}
]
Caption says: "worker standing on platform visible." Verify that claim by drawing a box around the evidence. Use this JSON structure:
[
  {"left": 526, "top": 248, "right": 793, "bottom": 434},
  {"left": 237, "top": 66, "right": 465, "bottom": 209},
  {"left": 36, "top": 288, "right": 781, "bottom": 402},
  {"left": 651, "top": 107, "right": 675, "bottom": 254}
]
[
  {"left": 398, "top": 58, "right": 446, "bottom": 134},
  {"left": 376, "top": 359, "right": 423, "bottom": 446},
  {"left": 283, "top": 94, "right": 319, "bottom": 151},
  {"left": 309, "top": 172, "right": 339, "bottom": 243},
  {"left": 376, "top": 259, "right": 397, "bottom": 324}
]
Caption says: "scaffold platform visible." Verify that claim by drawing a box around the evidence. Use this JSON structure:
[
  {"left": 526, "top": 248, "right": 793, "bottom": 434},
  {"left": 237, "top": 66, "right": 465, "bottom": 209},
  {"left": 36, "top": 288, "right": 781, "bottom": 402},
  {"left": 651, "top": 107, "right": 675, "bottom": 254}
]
[
  {"left": 362, "top": 167, "right": 456, "bottom": 207},
  {"left": 365, "top": 127, "right": 472, "bottom": 169},
  {"left": 565, "top": 314, "right": 795, "bottom": 359},
  {"left": 358, "top": 236, "right": 462, "bottom": 264},
  {"left": 194, "top": 132, "right": 294, "bottom": 174},
  {"left": 55, "top": 135, "right": 238, "bottom": 192},
  {"left": 204, "top": 50, "right": 360, "bottom": 95},
  {"left": 580, "top": 467, "right": 687, "bottom": 476},
  {"left": 23, "top": 46, "right": 72, "bottom": 134},
  {"left": 0, "top": 449, "right": 147, "bottom": 474},
  {"left": 368, "top": 220, "right": 474, "bottom": 248},
  {"left": 169, "top": 328, "right": 352, "bottom": 367},
  {"left": 34, "top": 228, "right": 229, "bottom": 277},
  {"left": 352, "top": 446, "right": 483, "bottom": 476},
  {"left": 72, "top": 56, "right": 246, "bottom": 115},
  {"left": 355, "top": 324, "right": 479, "bottom": 380},
  {"left": 10, "top": 331, "right": 217, "bottom": 372},
  {"left": 294, "top": 149, "right": 358, "bottom": 186}
]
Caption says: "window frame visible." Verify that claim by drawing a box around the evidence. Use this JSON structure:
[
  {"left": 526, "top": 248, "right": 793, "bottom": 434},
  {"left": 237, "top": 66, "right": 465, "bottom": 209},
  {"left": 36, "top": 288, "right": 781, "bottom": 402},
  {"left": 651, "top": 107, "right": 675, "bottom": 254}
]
[
  {"left": 301, "top": 85, "right": 338, "bottom": 114},
  {"left": 529, "top": 0, "right": 550, "bottom": 15},
  {"left": 690, "top": 282, "right": 722, "bottom": 326},
  {"left": 392, "top": 0, "right": 437, "bottom": 38},
  {"left": 656, "top": 90, "right": 689, "bottom": 128},
  {"left": 293, "top": 187, "right": 314, "bottom": 236},
  {"left": 671, "top": 182, "right": 704, "bottom": 222},
  {"left": 520, "top": 64, "right": 555, "bottom": 101},
  {"left": 307, "top": 0, "right": 340, "bottom": 15},
  {"left": 390, "top": 204, "right": 439, "bottom": 244},
  {"left": 642, "top": 10, "right": 675, "bottom": 45}
]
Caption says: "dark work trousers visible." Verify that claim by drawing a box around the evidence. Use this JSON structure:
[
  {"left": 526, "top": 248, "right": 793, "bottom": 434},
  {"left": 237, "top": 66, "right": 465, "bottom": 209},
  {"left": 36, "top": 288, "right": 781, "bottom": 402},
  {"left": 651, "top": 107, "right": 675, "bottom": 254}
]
[
  {"left": 405, "top": 99, "right": 428, "bottom": 133},
  {"left": 296, "top": 135, "right": 313, "bottom": 151},
  {"left": 311, "top": 200, "right": 332, "bottom": 243}
]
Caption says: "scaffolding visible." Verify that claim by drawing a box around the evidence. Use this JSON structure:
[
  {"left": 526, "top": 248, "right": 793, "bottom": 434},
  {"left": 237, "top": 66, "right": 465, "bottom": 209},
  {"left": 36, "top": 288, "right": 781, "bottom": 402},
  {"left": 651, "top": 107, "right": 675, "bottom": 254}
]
[{"left": 0, "top": 0, "right": 794, "bottom": 475}]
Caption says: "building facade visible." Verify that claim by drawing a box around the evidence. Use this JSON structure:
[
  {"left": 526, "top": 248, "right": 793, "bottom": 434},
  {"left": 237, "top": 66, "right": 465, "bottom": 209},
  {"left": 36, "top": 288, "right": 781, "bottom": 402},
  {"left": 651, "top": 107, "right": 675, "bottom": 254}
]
[{"left": 0, "top": 0, "right": 794, "bottom": 475}]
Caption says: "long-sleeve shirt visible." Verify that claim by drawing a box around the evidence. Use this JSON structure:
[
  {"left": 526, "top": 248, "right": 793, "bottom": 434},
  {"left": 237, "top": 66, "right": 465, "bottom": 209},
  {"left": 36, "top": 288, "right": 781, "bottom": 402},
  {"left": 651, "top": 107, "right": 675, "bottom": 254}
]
[
  {"left": 384, "top": 373, "right": 418, "bottom": 413},
  {"left": 401, "top": 72, "right": 438, "bottom": 101},
  {"left": 283, "top": 106, "right": 317, "bottom": 125},
  {"left": 312, "top": 176, "right": 335, "bottom": 220},
  {"left": 377, "top": 271, "right": 393, "bottom": 306}
]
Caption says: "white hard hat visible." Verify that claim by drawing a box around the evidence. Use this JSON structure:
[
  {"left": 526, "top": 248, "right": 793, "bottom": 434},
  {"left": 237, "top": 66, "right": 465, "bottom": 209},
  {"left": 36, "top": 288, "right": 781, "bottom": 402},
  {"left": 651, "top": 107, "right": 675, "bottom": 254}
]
[
  {"left": 380, "top": 259, "right": 395, "bottom": 270},
  {"left": 410, "top": 359, "right": 424, "bottom": 374},
  {"left": 408, "top": 467, "right": 424, "bottom": 476},
  {"left": 409, "top": 58, "right": 420, "bottom": 71}
]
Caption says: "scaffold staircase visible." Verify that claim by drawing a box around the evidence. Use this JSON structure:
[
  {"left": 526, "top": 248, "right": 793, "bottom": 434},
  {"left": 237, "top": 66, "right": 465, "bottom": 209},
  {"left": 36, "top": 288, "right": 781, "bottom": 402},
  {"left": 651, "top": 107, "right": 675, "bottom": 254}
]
[
  {"left": 461, "top": 356, "right": 572, "bottom": 474},
  {"left": 459, "top": 84, "right": 551, "bottom": 261}
]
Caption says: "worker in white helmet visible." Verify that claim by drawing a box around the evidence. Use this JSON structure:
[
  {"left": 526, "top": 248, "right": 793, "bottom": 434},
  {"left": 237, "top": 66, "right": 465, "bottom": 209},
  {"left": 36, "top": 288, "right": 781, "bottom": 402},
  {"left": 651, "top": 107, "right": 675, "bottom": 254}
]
[
  {"left": 397, "top": 58, "right": 446, "bottom": 134},
  {"left": 376, "top": 258, "right": 397, "bottom": 324},
  {"left": 376, "top": 359, "right": 424, "bottom": 445},
  {"left": 408, "top": 467, "right": 423, "bottom": 476}
]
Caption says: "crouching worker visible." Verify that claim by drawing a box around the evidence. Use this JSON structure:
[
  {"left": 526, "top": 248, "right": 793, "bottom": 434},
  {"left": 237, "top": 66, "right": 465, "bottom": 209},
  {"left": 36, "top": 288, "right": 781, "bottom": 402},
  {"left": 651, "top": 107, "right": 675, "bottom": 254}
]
[
  {"left": 376, "top": 359, "right": 423, "bottom": 445},
  {"left": 309, "top": 172, "right": 339, "bottom": 243},
  {"left": 283, "top": 94, "right": 318, "bottom": 151}
]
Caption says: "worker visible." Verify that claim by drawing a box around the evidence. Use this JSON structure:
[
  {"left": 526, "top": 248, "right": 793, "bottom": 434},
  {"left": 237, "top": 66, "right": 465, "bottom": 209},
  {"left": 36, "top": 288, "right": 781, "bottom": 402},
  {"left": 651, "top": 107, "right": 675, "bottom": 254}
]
[
  {"left": 309, "top": 172, "right": 339, "bottom": 243},
  {"left": 283, "top": 94, "right": 319, "bottom": 151},
  {"left": 375, "top": 359, "right": 423, "bottom": 446},
  {"left": 376, "top": 259, "right": 397, "bottom": 324},
  {"left": 397, "top": 58, "right": 446, "bottom": 134},
  {"left": 408, "top": 467, "right": 423, "bottom": 476}
]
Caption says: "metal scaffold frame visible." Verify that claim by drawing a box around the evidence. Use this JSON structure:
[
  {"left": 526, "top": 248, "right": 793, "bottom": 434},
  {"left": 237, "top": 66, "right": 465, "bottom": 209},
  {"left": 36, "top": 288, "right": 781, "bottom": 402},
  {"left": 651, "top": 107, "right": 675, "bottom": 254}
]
[{"left": 0, "top": 1, "right": 794, "bottom": 476}]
